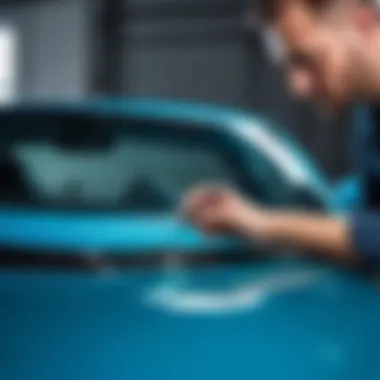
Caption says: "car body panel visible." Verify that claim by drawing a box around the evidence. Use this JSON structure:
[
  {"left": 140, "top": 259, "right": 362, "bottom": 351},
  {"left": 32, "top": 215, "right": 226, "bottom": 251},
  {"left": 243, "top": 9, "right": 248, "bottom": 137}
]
[
  {"left": 0, "top": 210, "right": 224, "bottom": 251},
  {"left": 333, "top": 176, "right": 364, "bottom": 213},
  {"left": 0, "top": 99, "right": 378, "bottom": 380},
  {"left": 1, "top": 263, "right": 380, "bottom": 380}
]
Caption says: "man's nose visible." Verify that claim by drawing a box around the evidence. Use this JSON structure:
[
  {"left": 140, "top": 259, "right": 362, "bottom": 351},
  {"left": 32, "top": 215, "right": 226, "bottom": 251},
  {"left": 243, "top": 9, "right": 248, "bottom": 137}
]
[{"left": 289, "top": 71, "right": 314, "bottom": 99}]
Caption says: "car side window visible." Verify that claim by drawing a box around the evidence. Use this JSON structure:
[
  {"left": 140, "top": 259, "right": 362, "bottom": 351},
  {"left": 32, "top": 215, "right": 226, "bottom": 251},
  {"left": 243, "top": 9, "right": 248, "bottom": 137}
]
[{"left": 0, "top": 111, "right": 243, "bottom": 211}]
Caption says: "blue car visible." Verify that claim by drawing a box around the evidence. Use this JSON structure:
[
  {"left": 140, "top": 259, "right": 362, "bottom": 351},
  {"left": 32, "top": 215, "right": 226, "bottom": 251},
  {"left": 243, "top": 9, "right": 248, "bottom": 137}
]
[{"left": 0, "top": 99, "right": 379, "bottom": 380}]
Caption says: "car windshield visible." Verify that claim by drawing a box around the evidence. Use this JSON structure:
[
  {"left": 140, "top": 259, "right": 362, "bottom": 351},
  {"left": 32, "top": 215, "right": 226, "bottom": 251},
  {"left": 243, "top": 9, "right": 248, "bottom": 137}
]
[{"left": 0, "top": 110, "right": 241, "bottom": 211}]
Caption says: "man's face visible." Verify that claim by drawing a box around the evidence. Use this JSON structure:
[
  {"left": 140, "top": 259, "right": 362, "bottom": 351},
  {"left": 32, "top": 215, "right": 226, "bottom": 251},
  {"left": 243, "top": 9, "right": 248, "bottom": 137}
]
[{"left": 274, "top": 3, "right": 366, "bottom": 113}]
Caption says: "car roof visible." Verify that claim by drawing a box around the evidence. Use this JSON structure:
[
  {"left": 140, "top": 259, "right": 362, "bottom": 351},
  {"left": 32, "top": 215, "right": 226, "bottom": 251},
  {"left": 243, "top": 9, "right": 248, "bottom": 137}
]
[
  {"left": 0, "top": 96, "right": 293, "bottom": 172},
  {"left": 0, "top": 97, "right": 256, "bottom": 131},
  {"left": 0, "top": 97, "right": 331, "bottom": 198}
]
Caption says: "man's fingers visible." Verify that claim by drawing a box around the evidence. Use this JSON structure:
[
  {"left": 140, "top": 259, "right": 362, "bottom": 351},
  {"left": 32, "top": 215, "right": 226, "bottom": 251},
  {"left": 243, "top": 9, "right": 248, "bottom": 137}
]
[
  {"left": 180, "top": 184, "right": 237, "bottom": 224},
  {"left": 181, "top": 187, "right": 218, "bottom": 218}
]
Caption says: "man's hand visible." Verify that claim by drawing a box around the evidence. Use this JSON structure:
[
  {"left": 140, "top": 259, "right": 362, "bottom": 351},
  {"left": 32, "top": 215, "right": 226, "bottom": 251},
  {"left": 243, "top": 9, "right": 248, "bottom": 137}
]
[
  {"left": 181, "top": 186, "right": 269, "bottom": 237},
  {"left": 182, "top": 185, "right": 357, "bottom": 262}
]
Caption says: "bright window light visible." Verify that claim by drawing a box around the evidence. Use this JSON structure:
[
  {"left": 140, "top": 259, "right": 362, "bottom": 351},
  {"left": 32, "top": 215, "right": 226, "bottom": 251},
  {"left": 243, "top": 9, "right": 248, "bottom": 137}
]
[{"left": 0, "top": 25, "right": 17, "bottom": 104}]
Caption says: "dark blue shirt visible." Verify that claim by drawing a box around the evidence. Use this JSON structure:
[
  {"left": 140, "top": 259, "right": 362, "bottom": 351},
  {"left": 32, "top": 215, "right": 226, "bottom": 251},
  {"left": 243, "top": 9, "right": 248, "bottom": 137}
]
[{"left": 351, "top": 105, "right": 380, "bottom": 259}]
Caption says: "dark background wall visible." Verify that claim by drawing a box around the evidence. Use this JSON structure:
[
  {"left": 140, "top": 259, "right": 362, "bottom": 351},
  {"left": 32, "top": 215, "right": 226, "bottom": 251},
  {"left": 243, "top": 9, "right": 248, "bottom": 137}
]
[
  {"left": 0, "top": 0, "right": 351, "bottom": 179},
  {"left": 0, "top": 0, "right": 92, "bottom": 99}
]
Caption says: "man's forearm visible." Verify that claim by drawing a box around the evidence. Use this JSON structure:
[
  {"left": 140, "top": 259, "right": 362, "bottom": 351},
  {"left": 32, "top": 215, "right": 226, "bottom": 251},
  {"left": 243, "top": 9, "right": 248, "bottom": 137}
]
[{"left": 237, "top": 210, "right": 356, "bottom": 261}]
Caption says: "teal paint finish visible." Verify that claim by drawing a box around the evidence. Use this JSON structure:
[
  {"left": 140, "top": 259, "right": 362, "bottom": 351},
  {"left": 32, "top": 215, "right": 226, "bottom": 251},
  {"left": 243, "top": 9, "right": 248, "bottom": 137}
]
[
  {"left": 0, "top": 98, "right": 377, "bottom": 380},
  {"left": 333, "top": 177, "right": 363, "bottom": 214},
  {"left": 0, "top": 209, "right": 234, "bottom": 252},
  {"left": 1, "top": 264, "right": 380, "bottom": 380}
]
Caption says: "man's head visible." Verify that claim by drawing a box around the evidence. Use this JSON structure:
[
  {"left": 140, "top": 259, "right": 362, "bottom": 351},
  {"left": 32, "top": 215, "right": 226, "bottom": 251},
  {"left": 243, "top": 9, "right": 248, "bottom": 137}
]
[{"left": 253, "top": 0, "right": 380, "bottom": 113}]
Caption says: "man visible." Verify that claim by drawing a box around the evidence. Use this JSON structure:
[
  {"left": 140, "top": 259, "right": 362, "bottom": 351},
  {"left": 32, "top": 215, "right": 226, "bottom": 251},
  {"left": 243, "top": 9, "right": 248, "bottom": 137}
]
[{"left": 182, "top": 0, "right": 380, "bottom": 262}]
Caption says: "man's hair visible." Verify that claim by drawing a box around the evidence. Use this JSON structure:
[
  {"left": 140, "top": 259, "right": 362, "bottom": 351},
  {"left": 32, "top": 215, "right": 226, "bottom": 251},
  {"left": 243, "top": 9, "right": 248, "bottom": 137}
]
[
  {"left": 256, "top": 0, "right": 321, "bottom": 21},
  {"left": 255, "top": 0, "right": 372, "bottom": 23}
]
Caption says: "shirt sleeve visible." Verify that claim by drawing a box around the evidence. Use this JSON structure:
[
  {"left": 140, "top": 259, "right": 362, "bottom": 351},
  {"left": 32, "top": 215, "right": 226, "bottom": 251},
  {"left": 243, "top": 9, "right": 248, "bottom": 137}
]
[{"left": 351, "top": 213, "right": 380, "bottom": 259}]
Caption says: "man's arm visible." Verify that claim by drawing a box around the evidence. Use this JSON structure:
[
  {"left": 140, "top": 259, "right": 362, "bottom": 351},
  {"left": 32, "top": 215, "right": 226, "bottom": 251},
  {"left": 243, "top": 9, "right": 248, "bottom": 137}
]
[
  {"left": 238, "top": 210, "right": 355, "bottom": 261},
  {"left": 182, "top": 186, "right": 380, "bottom": 263},
  {"left": 236, "top": 208, "right": 380, "bottom": 263}
]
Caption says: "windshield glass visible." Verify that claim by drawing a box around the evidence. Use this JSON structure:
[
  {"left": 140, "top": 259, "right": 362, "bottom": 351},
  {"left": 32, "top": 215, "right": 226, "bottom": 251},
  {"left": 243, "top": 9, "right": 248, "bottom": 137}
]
[{"left": 0, "top": 110, "right": 242, "bottom": 211}]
